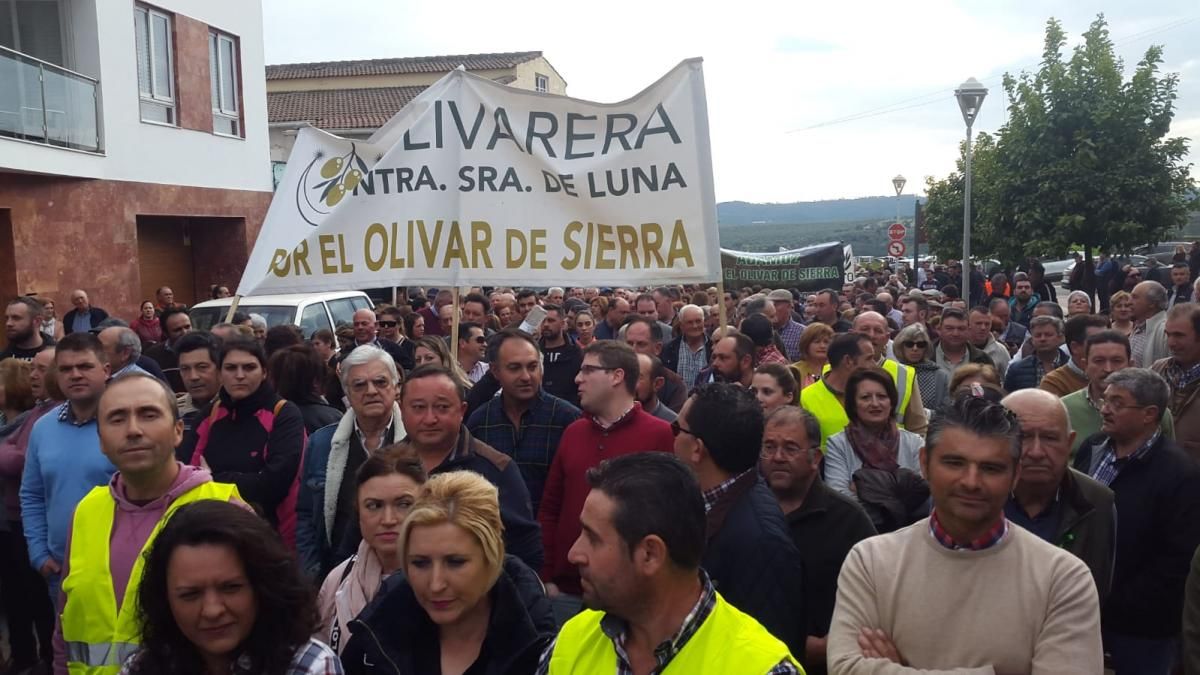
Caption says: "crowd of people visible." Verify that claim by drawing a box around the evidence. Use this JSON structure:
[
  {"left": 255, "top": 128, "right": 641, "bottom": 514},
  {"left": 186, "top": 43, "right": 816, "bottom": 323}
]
[{"left": 1, "top": 255, "right": 1200, "bottom": 673}]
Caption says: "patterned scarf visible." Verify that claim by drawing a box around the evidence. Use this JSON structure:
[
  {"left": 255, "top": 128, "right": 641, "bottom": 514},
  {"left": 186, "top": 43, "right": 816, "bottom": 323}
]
[{"left": 846, "top": 420, "right": 901, "bottom": 471}]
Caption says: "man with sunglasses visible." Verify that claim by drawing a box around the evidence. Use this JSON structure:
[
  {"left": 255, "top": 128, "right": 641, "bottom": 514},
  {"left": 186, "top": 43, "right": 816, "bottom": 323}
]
[
  {"left": 455, "top": 322, "right": 490, "bottom": 384},
  {"left": 1073, "top": 368, "right": 1200, "bottom": 673},
  {"left": 335, "top": 308, "right": 413, "bottom": 374},
  {"left": 761, "top": 406, "right": 874, "bottom": 674}
]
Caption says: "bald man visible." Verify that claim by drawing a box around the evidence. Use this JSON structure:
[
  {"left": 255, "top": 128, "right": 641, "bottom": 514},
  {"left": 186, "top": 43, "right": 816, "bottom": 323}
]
[
  {"left": 852, "top": 311, "right": 928, "bottom": 436},
  {"left": 335, "top": 308, "right": 413, "bottom": 372},
  {"left": 1002, "top": 389, "right": 1115, "bottom": 602}
]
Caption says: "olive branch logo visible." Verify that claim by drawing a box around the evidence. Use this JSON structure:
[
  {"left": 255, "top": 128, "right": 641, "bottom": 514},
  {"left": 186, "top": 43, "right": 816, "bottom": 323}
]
[{"left": 294, "top": 143, "right": 369, "bottom": 226}]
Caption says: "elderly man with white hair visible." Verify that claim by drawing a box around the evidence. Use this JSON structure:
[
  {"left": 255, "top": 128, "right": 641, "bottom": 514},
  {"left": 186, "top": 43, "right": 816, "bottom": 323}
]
[
  {"left": 662, "top": 303, "right": 711, "bottom": 395},
  {"left": 295, "top": 345, "right": 406, "bottom": 579},
  {"left": 96, "top": 326, "right": 148, "bottom": 378},
  {"left": 1130, "top": 280, "right": 1170, "bottom": 367}
]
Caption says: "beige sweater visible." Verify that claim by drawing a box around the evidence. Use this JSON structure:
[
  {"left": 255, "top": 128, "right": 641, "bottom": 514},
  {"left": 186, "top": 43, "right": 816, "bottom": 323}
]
[{"left": 827, "top": 519, "right": 1102, "bottom": 674}]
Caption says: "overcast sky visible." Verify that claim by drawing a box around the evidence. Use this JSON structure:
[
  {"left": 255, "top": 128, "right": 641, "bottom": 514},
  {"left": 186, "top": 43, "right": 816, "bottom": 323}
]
[{"left": 262, "top": 0, "right": 1199, "bottom": 204}]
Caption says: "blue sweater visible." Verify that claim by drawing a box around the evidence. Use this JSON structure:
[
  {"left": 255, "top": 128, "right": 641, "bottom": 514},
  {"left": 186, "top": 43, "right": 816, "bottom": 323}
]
[{"left": 19, "top": 404, "right": 116, "bottom": 570}]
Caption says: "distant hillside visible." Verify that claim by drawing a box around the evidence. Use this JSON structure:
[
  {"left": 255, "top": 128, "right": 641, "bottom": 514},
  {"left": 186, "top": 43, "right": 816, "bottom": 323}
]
[
  {"left": 718, "top": 196, "right": 920, "bottom": 226},
  {"left": 718, "top": 219, "right": 908, "bottom": 256}
]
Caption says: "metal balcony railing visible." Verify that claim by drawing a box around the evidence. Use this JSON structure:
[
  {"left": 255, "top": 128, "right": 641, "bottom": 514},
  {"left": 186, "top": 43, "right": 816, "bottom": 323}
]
[{"left": 0, "top": 44, "right": 101, "bottom": 152}]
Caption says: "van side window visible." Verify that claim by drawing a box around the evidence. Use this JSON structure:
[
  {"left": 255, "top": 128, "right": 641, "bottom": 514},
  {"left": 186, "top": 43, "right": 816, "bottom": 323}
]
[
  {"left": 326, "top": 298, "right": 360, "bottom": 329},
  {"left": 300, "top": 303, "right": 333, "bottom": 338}
]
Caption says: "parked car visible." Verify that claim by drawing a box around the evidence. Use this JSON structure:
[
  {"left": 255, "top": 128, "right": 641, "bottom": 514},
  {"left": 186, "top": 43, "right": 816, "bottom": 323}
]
[
  {"left": 1040, "top": 253, "right": 1082, "bottom": 283},
  {"left": 1135, "top": 242, "right": 1191, "bottom": 265},
  {"left": 190, "top": 291, "right": 374, "bottom": 338}
]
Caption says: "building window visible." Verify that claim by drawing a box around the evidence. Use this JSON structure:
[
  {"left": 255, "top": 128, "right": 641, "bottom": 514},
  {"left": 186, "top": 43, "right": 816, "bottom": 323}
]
[
  {"left": 209, "top": 30, "right": 239, "bottom": 136},
  {"left": 134, "top": 4, "right": 175, "bottom": 124},
  {"left": 535, "top": 74, "right": 549, "bottom": 93}
]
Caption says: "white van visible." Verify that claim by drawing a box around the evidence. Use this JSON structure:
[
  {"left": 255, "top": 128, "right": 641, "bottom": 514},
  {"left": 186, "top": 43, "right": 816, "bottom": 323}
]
[{"left": 189, "top": 291, "right": 374, "bottom": 339}]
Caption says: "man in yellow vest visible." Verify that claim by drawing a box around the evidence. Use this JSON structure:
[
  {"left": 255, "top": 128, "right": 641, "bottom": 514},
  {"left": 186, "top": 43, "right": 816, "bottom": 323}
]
[
  {"left": 53, "top": 373, "right": 242, "bottom": 674},
  {"left": 537, "top": 452, "right": 803, "bottom": 674},
  {"left": 801, "top": 333, "right": 876, "bottom": 449},
  {"left": 852, "top": 311, "right": 928, "bottom": 436}
]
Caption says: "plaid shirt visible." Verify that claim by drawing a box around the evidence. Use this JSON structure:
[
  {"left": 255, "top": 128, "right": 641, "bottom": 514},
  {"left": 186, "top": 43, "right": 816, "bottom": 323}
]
[
  {"left": 1089, "top": 430, "right": 1160, "bottom": 486},
  {"left": 675, "top": 339, "right": 708, "bottom": 395},
  {"left": 702, "top": 468, "right": 753, "bottom": 513},
  {"left": 536, "top": 571, "right": 800, "bottom": 675},
  {"left": 757, "top": 345, "right": 789, "bottom": 366},
  {"left": 929, "top": 509, "right": 1008, "bottom": 550},
  {"left": 1130, "top": 319, "right": 1151, "bottom": 367},
  {"left": 466, "top": 388, "right": 581, "bottom": 509},
  {"left": 778, "top": 320, "right": 805, "bottom": 362},
  {"left": 1162, "top": 358, "right": 1200, "bottom": 392},
  {"left": 282, "top": 639, "right": 342, "bottom": 675}
]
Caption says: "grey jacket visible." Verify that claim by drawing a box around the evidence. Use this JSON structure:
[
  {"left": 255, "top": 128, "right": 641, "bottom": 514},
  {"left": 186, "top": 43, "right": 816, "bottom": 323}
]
[
  {"left": 824, "top": 429, "right": 924, "bottom": 497},
  {"left": 1137, "top": 310, "right": 1170, "bottom": 368}
]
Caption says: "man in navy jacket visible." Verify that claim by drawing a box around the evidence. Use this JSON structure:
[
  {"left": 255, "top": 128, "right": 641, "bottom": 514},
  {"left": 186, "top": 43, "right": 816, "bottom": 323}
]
[{"left": 673, "top": 382, "right": 807, "bottom": 666}]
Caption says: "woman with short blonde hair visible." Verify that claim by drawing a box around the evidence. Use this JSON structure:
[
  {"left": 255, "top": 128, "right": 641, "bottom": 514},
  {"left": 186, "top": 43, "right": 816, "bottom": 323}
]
[
  {"left": 400, "top": 471, "right": 505, "bottom": 585},
  {"left": 340, "top": 471, "right": 555, "bottom": 674}
]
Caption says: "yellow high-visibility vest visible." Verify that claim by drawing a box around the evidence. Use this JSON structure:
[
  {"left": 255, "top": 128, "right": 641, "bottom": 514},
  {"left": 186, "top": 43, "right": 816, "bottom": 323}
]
[
  {"left": 61, "top": 480, "right": 240, "bottom": 674},
  {"left": 546, "top": 590, "right": 802, "bottom": 674},
  {"left": 805, "top": 359, "right": 914, "bottom": 450},
  {"left": 800, "top": 379, "right": 847, "bottom": 451}
]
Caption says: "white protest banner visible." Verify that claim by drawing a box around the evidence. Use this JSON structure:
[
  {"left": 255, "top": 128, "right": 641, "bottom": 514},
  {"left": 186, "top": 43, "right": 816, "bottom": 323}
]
[{"left": 237, "top": 59, "right": 718, "bottom": 295}]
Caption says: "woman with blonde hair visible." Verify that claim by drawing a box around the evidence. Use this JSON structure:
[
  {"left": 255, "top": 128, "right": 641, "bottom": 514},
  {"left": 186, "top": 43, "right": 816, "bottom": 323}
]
[
  {"left": 340, "top": 471, "right": 554, "bottom": 674},
  {"left": 412, "top": 336, "right": 473, "bottom": 390},
  {"left": 788, "top": 322, "right": 833, "bottom": 403},
  {"left": 892, "top": 323, "right": 949, "bottom": 414},
  {"left": 1109, "top": 290, "right": 1134, "bottom": 336}
]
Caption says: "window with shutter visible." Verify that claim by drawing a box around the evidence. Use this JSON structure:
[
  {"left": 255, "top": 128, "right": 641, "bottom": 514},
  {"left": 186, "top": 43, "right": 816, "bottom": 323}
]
[
  {"left": 133, "top": 4, "right": 175, "bottom": 125},
  {"left": 209, "top": 29, "right": 239, "bottom": 136}
]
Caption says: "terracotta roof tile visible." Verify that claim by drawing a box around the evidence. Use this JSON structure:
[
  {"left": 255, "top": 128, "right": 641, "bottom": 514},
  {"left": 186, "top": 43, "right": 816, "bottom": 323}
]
[
  {"left": 267, "top": 86, "right": 425, "bottom": 129},
  {"left": 266, "top": 51, "right": 542, "bottom": 80}
]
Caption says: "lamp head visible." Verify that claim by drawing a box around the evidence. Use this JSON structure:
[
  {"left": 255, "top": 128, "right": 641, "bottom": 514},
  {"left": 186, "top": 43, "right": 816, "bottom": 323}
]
[{"left": 955, "top": 77, "right": 988, "bottom": 127}]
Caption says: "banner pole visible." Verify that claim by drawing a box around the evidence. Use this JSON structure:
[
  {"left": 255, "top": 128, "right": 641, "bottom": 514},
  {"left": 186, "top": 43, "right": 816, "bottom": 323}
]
[
  {"left": 223, "top": 296, "right": 241, "bottom": 324},
  {"left": 716, "top": 279, "right": 728, "bottom": 331},
  {"left": 450, "top": 287, "right": 461, "bottom": 363}
]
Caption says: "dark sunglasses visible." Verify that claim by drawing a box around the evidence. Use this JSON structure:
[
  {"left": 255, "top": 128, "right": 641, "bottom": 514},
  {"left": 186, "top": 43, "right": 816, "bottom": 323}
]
[
  {"left": 902, "top": 341, "right": 929, "bottom": 349},
  {"left": 377, "top": 321, "right": 398, "bottom": 328}
]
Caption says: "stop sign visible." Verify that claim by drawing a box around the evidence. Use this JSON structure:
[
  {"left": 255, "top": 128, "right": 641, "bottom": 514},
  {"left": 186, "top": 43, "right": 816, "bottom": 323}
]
[{"left": 888, "top": 223, "right": 907, "bottom": 240}]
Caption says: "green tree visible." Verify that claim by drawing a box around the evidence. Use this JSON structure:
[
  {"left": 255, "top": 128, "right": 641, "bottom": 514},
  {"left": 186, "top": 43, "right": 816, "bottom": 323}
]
[{"left": 925, "top": 15, "right": 1197, "bottom": 271}]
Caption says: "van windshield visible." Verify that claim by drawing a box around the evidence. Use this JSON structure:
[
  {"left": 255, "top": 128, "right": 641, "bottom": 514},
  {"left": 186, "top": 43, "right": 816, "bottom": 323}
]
[{"left": 190, "top": 305, "right": 297, "bottom": 331}]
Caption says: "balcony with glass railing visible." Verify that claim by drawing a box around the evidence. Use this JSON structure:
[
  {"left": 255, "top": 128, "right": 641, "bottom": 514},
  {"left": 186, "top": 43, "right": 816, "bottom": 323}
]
[{"left": 0, "top": 44, "right": 101, "bottom": 153}]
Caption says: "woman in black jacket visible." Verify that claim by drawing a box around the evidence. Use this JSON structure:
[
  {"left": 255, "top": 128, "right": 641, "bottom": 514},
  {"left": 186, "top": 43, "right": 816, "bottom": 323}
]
[
  {"left": 340, "top": 471, "right": 554, "bottom": 675},
  {"left": 180, "top": 337, "right": 306, "bottom": 549}
]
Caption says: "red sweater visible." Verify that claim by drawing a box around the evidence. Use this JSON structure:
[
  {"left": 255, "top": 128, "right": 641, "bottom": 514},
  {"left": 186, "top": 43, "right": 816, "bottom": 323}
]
[{"left": 537, "top": 403, "right": 674, "bottom": 594}]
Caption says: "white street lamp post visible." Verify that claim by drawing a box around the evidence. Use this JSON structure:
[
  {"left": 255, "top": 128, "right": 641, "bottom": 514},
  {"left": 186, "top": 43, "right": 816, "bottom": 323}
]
[{"left": 955, "top": 77, "right": 987, "bottom": 273}]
